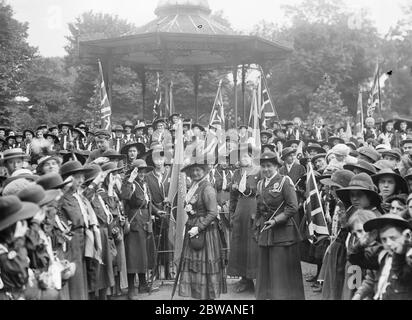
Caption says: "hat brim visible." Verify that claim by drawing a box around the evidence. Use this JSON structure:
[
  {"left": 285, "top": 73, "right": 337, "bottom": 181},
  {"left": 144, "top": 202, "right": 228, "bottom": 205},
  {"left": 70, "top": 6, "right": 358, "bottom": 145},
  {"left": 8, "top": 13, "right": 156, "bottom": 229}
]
[
  {"left": 343, "top": 164, "right": 376, "bottom": 176},
  {"left": 319, "top": 178, "right": 343, "bottom": 188},
  {"left": 364, "top": 217, "right": 410, "bottom": 232},
  {"left": 39, "top": 190, "right": 61, "bottom": 206},
  {"left": 181, "top": 163, "right": 210, "bottom": 173},
  {"left": 336, "top": 187, "right": 381, "bottom": 206},
  {"left": 281, "top": 150, "right": 296, "bottom": 160},
  {"left": 284, "top": 140, "right": 300, "bottom": 148},
  {"left": 0, "top": 202, "right": 40, "bottom": 232},
  {"left": 120, "top": 143, "right": 146, "bottom": 156},
  {"left": 400, "top": 139, "right": 412, "bottom": 147},
  {"left": 3, "top": 174, "right": 39, "bottom": 188},
  {"left": 0, "top": 154, "right": 30, "bottom": 165},
  {"left": 372, "top": 172, "right": 409, "bottom": 194},
  {"left": 61, "top": 167, "right": 94, "bottom": 179}
]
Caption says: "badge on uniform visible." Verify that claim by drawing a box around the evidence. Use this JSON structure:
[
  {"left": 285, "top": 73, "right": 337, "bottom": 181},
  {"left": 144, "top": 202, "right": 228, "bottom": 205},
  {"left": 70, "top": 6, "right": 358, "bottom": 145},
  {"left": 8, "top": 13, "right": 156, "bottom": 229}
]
[{"left": 273, "top": 183, "right": 279, "bottom": 190}]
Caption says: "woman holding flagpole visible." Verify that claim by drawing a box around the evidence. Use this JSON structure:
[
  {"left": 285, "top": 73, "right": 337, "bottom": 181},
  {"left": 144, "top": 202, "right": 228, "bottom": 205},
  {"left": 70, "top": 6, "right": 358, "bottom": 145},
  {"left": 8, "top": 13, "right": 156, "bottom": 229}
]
[
  {"left": 254, "top": 151, "right": 304, "bottom": 300},
  {"left": 227, "top": 145, "right": 260, "bottom": 293},
  {"left": 178, "top": 158, "right": 227, "bottom": 300}
]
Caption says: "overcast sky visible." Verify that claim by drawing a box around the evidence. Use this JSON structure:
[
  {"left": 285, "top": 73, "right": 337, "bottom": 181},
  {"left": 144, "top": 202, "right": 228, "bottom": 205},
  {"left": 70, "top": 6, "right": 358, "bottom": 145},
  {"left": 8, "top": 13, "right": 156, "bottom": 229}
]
[{"left": 8, "top": 0, "right": 409, "bottom": 57}]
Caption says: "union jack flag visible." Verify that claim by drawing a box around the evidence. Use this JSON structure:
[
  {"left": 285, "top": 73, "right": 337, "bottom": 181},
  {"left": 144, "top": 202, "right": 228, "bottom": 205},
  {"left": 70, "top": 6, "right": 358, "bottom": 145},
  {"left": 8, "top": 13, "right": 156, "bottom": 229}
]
[{"left": 98, "top": 60, "right": 112, "bottom": 131}]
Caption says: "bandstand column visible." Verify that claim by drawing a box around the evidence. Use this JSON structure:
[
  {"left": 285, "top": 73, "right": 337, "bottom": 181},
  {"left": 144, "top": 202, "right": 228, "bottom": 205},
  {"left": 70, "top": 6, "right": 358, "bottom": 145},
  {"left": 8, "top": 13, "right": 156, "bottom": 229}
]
[
  {"left": 241, "top": 64, "right": 247, "bottom": 123},
  {"left": 193, "top": 70, "right": 200, "bottom": 122},
  {"left": 232, "top": 65, "right": 239, "bottom": 128}
]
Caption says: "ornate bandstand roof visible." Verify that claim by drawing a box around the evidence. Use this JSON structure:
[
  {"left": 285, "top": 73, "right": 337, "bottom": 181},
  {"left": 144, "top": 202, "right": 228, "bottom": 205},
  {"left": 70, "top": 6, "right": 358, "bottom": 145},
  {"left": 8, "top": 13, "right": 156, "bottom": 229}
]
[{"left": 79, "top": 0, "right": 293, "bottom": 71}]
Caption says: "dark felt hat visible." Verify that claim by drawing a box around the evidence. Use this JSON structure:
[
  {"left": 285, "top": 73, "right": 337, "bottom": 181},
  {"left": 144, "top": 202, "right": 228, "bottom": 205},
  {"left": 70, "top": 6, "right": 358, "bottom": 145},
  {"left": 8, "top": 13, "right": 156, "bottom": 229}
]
[
  {"left": 101, "top": 149, "right": 126, "bottom": 160},
  {"left": 311, "top": 153, "right": 327, "bottom": 164},
  {"left": 128, "top": 159, "right": 154, "bottom": 174},
  {"left": 320, "top": 169, "right": 355, "bottom": 188},
  {"left": 59, "top": 161, "right": 93, "bottom": 180},
  {"left": 400, "top": 138, "right": 412, "bottom": 148},
  {"left": 357, "top": 146, "right": 381, "bottom": 163},
  {"left": 192, "top": 123, "right": 205, "bottom": 132},
  {"left": 101, "top": 162, "right": 124, "bottom": 174},
  {"left": 36, "top": 173, "right": 71, "bottom": 190},
  {"left": 328, "top": 136, "right": 345, "bottom": 145},
  {"left": 364, "top": 213, "right": 410, "bottom": 232},
  {"left": 120, "top": 142, "right": 146, "bottom": 156},
  {"left": 371, "top": 168, "right": 409, "bottom": 194},
  {"left": 58, "top": 122, "right": 73, "bottom": 130},
  {"left": 343, "top": 159, "right": 377, "bottom": 176},
  {"left": 283, "top": 139, "right": 301, "bottom": 148},
  {"left": 18, "top": 184, "right": 60, "bottom": 207},
  {"left": 44, "top": 134, "right": 60, "bottom": 144},
  {"left": 336, "top": 173, "right": 381, "bottom": 206},
  {"left": 94, "top": 130, "right": 112, "bottom": 139},
  {"left": 306, "top": 144, "right": 326, "bottom": 154},
  {"left": 71, "top": 128, "right": 86, "bottom": 139},
  {"left": 83, "top": 164, "right": 102, "bottom": 184},
  {"left": 0, "top": 196, "right": 40, "bottom": 232}
]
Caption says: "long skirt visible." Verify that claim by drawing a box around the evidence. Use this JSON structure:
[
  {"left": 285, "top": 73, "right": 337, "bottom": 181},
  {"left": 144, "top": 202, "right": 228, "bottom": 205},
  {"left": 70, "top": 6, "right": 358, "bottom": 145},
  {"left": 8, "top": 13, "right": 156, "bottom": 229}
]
[
  {"left": 124, "top": 229, "right": 156, "bottom": 274},
  {"left": 65, "top": 230, "right": 88, "bottom": 300},
  {"left": 178, "top": 225, "right": 227, "bottom": 300},
  {"left": 319, "top": 239, "right": 347, "bottom": 300},
  {"left": 114, "top": 230, "right": 128, "bottom": 290},
  {"left": 94, "top": 227, "right": 115, "bottom": 291},
  {"left": 256, "top": 244, "right": 305, "bottom": 300},
  {"left": 227, "top": 197, "right": 258, "bottom": 279}
]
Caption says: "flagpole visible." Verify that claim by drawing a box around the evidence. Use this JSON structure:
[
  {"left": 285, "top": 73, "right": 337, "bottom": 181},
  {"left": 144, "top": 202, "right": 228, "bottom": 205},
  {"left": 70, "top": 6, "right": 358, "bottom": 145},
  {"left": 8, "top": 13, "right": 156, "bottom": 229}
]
[
  {"left": 259, "top": 65, "right": 280, "bottom": 123},
  {"left": 209, "top": 80, "right": 223, "bottom": 125},
  {"left": 308, "top": 162, "right": 329, "bottom": 235}
]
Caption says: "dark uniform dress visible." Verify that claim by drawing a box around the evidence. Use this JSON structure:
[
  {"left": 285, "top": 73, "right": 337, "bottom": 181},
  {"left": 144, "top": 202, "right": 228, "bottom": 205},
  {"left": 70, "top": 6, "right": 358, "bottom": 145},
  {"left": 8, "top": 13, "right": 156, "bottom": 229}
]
[
  {"left": 121, "top": 179, "right": 156, "bottom": 274},
  {"left": 227, "top": 168, "right": 259, "bottom": 279},
  {"left": 58, "top": 192, "right": 89, "bottom": 300},
  {"left": 146, "top": 169, "right": 171, "bottom": 277},
  {"left": 178, "top": 179, "right": 227, "bottom": 300},
  {"left": 254, "top": 173, "right": 304, "bottom": 300}
]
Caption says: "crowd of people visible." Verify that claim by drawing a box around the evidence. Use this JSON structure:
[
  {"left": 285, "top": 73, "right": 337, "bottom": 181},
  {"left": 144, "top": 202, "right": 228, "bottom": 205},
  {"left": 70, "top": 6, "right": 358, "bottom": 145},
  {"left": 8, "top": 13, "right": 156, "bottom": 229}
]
[{"left": 0, "top": 113, "right": 412, "bottom": 300}]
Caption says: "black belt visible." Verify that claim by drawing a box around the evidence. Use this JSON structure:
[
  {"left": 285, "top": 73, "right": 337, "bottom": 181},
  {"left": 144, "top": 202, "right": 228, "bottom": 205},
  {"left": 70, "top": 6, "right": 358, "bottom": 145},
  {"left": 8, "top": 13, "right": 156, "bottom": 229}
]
[{"left": 72, "top": 226, "right": 86, "bottom": 231}]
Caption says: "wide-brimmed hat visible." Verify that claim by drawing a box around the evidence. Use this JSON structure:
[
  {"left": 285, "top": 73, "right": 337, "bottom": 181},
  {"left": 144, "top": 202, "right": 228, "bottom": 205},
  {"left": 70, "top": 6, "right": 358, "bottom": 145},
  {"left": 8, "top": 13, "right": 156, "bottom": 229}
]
[
  {"left": 153, "top": 118, "right": 167, "bottom": 128},
  {"left": 169, "top": 113, "right": 182, "bottom": 120},
  {"left": 83, "top": 164, "right": 102, "bottom": 184},
  {"left": 311, "top": 153, "right": 327, "bottom": 164},
  {"left": 343, "top": 159, "right": 377, "bottom": 176},
  {"left": 36, "top": 173, "right": 71, "bottom": 190},
  {"left": 48, "top": 125, "right": 58, "bottom": 132},
  {"left": 113, "top": 125, "right": 124, "bottom": 132},
  {"left": 381, "top": 149, "right": 402, "bottom": 161},
  {"left": 306, "top": 144, "right": 326, "bottom": 154},
  {"left": 120, "top": 142, "right": 146, "bottom": 156},
  {"left": 101, "top": 162, "right": 124, "bottom": 174},
  {"left": 372, "top": 168, "right": 409, "bottom": 194},
  {"left": 3, "top": 169, "right": 39, "bottom": 188},
  {"left": 283, "top": 139, "right": 301, "bottom": 148},
  {"left": 400, "top": 138, "right": 412, "bottom": 148},
  {"left": 373, "top": 159, "right": 396, "bottom": 172},
  {"left": 58, "top": 122, "right": 73, "bottom": 130},
  {"left": 281, "top": 147, "right": 296, "bottom": 160},
  {"left": 238, "top": 124, "right": 249, "bottom": 130},
  {"left": 37, "top": 124, "right": 48, "bottom": 131},
  {"left": 394, "top": 118, "right": 412, "bottom": 131},
  {"left": 0, "top": 196, "right": 40, "bottom": 232},
  {"left": 384, "top": 193, "right": 408, "bottom": 206},
  {"left": 59, "top": 161, "right": 93, "bottom": 179},
  {"left": 128, "top": 159, "right": 154, "bottom": 174},
  {"left": 5, "top": 135, "right": 17, "bottom": 143},
  {"left": 0, "top": 148, "right": 29, "bottom": 165},
  {"left": 320, "top": 169, "right": 355, "bottom": 188},
  {"left": 94, "top": 130, "right": 112, "bottom": 139},
  {"left": 336, "top": 173, "right": 381, "bottom": 206},
  {"left": 71, "top": 127, "right": 86, "bottom": 139},
  {"left": 23, "top": 129, "right": 35, "bottom": 137},
  {"left": 260, "top": 130, "right": 273, "bottom": 138},
  {"left": 357, "top": 146, "right": 381, "bottom": 163},
  {"left": 328, "top": 136, "right": 345, "bottom": 145},
  {"left": 101, "top": 149, "right": 126, "bottom": 161},
  {"left": 44, "top": 134, "right": 60, "bottom": 144},
  {"left": 260, "top": 151, "right": 282, "bottom": 166},
  {"left": 319, "top": 140, "right": 332, "bottom": 149},
  {"left": 364, "top": 213, "right": 410, "bottom": 232},
  {"left": 261, "top": 144, "right": 276, "bottom": 153},
  {"left": 18, "top": 184, "right": 60, "bottom": 207},
  {"left": 133, "top": 123, "right": 146, "bottom": 132},
  {"left": 59, "top": 150, "right": 87, "bottom": 165},
  {"left": 123, "top": 120, "right": 134, "bottom": 129}
]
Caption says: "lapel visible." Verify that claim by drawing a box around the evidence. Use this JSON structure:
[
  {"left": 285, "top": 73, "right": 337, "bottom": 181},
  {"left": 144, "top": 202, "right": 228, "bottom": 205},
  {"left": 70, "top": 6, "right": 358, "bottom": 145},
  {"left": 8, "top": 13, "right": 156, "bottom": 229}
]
[{"left": 263, "top": 173, "right": 280, "bottom": 191}]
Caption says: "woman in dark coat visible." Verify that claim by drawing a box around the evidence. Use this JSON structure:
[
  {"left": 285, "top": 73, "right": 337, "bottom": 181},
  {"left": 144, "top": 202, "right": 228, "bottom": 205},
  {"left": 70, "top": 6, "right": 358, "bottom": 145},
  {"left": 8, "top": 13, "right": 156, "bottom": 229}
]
[
  {"left": 120, "top": 159, "right": 156, "bottom": 300},
  {"left": 254, "top": 151, "right": 304, "bottom": 300},
  {"left": 228, "top": 150, "right": 260, "bottom": 292},
  {"left": 178, "top": 161, "right": 227, "bottom": 300}
]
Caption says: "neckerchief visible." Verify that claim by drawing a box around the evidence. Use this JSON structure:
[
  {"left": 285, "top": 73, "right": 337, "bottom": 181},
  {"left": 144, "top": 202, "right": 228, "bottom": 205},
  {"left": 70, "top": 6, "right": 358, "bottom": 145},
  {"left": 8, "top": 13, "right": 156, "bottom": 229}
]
[{"left": 185, "top": 175, "right": 208, "bottom": 204}]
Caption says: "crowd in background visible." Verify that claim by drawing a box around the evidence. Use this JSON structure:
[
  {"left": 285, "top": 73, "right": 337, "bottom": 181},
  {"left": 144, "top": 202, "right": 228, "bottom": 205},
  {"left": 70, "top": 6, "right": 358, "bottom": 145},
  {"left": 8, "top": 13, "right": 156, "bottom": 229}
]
[{"left": 0, "top": 113, "right": 412, "bottom": 300}]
